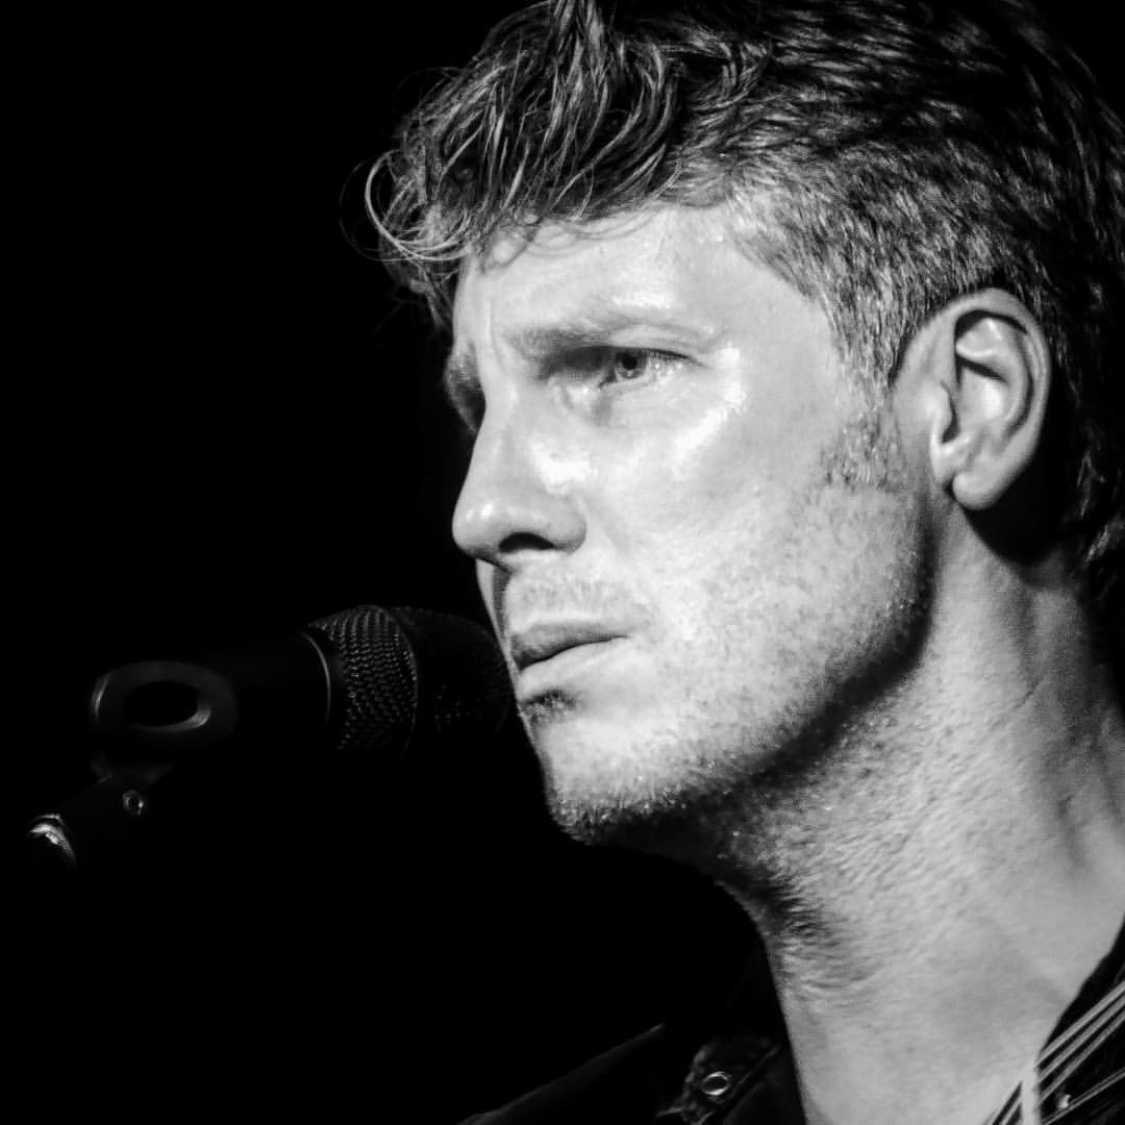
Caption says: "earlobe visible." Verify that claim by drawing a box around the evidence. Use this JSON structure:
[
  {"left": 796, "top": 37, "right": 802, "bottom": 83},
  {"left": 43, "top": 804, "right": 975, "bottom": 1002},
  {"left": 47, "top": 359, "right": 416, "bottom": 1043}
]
[{"left": 925, "top": 291, "right": 1051, "bottom": 511}]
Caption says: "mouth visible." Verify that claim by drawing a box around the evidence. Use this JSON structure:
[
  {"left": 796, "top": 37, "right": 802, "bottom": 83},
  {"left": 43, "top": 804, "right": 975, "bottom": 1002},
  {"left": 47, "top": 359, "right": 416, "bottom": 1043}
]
[{"left": 508, "top": 622, "right": 623, "bottom": 673}]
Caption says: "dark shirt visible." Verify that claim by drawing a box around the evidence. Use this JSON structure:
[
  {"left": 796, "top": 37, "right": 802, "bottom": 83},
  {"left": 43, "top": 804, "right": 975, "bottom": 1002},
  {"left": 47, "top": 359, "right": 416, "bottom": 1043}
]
[{"left": 461, "top": 919, "right": 1124, "bottom": 1124}]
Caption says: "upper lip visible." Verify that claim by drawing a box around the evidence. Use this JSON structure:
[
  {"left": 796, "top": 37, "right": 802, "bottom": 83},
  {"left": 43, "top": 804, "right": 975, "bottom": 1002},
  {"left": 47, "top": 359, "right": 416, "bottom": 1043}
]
[{"left": 508, "top": 622, "right": 622, "bottom": 671}]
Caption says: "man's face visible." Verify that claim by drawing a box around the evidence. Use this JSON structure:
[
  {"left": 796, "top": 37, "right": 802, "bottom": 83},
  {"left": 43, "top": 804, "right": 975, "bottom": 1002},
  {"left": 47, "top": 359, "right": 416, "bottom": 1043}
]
[{"left": 449, "top": 206, "right": 927, "bottom": 840}]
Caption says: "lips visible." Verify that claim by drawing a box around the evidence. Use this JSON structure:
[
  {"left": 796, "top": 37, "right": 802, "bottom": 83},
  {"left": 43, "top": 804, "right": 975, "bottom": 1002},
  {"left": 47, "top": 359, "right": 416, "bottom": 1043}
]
[{"left": 508, "top": 622, "right": 622, "bottom": 672}]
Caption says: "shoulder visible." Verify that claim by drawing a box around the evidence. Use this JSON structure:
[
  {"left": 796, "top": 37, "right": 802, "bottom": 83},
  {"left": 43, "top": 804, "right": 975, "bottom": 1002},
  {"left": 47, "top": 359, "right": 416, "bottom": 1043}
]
[
  {"left": 458, "top": 943, "right": 790, "bottom": 1125},
  {"left": 457, "top": 1022, "right": 677, "bottom": 1125}
]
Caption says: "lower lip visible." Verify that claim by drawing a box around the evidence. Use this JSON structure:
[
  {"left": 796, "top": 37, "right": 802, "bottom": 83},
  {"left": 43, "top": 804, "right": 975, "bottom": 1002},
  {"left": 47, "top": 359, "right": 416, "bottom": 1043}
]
[{"left": 515, "top": 639, "right": 623, "bottom": 697}]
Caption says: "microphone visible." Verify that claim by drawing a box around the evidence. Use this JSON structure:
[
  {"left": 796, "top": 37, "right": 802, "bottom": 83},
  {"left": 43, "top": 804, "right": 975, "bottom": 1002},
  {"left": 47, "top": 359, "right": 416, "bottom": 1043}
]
[
  {"left": 88, "top": 604, "right": 511, "bottom": 769},
  {"left": 11, "top": 607, "right": 511, "bottom": 878}
]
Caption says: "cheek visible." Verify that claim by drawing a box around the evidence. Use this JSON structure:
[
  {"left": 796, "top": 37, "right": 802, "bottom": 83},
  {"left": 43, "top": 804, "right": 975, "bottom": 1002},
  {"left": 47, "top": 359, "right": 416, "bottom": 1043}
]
[
  {"left": 661, "top": 376, "right": 838, "bottom": 506},
  {"left": 664, "top": 393, "right": 747, "bottom": 484},
  {"left": 608, "top": 412, "right": 789, "bottom": 555},
  {"left": 601, "top": 459, "right": 778, "bottom": 615}
]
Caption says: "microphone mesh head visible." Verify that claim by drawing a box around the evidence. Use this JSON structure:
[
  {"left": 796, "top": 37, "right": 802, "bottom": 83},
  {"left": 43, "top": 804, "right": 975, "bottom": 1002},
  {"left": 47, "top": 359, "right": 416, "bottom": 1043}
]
[
  {"left": 308, "top": 605, "right": 510, "bottom": 756},
  {"left": 309, "top": 605, "right": 419, "bottom": 756},
  {"left": 389, "top": 607, "right": 512, "bottom": 742}
]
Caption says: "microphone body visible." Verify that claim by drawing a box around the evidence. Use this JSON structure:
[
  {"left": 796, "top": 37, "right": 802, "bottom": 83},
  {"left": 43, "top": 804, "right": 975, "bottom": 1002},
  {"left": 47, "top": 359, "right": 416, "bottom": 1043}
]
[
  {"left": 88, "top": 605, "right": 510, "bottom": 772},
  {"left": 9, "top": 606, "right": 510, "bottom": 878}
]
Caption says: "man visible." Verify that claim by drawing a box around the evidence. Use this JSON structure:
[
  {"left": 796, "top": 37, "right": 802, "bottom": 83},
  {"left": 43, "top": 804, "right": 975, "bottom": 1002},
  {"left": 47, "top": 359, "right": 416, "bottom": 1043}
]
[{"left": 368, "top": 0, "right": 1124, "bottom": 1121}]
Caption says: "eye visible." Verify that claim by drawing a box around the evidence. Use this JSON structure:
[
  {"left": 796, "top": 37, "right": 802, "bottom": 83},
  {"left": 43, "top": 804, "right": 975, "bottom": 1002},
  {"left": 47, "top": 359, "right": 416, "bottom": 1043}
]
[
  {"left": 549, "top": 346, "right": 688, "bottom": 417},
  {"left": 601, "top": 349, "right": 678, "bottom": 387}
]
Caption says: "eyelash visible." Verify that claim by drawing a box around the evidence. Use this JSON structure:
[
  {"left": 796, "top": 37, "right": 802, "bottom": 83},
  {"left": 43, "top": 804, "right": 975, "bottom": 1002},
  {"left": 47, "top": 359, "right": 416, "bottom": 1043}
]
[{"left": 593, "top": 348, "right": 680, "bottom": 388}]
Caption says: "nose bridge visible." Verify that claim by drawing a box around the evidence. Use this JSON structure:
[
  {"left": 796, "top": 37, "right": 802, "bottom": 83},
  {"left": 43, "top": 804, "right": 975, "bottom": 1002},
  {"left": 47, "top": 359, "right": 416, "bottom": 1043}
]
[{"left": 452, "top": 384, "right": 585, "bottom": 565}]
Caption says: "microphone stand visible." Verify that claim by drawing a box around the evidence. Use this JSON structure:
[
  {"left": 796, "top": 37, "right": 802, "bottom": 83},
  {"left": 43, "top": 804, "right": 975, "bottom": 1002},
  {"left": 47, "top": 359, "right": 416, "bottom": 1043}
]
[
  {"left": 5, "top": 771, "right": 157, "bottom": 880},
  {"left": 2, "top": 648, "right": 248, "bottom": 882},
  {"left": 4, "top": 630, "right": 332, "bottom": 882}
]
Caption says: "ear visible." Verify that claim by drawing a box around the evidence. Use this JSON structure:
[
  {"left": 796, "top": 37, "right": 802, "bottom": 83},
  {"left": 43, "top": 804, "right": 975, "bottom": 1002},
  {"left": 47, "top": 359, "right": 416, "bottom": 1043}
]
[{"left": 922, "top": 289, "right": 1051, "bottom": 511}]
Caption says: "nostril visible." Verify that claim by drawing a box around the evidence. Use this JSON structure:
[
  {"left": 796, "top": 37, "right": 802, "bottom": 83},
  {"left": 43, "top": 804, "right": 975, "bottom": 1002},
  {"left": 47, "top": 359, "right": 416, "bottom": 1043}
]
[{"left": 498, "top": 531, "right": 558, "bottom": 555}]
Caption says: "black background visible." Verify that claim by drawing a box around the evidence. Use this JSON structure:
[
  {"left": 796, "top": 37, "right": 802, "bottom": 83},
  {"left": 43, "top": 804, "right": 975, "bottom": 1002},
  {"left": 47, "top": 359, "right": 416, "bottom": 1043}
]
[
  {"left": 9, "top": 5, "right": 746, "bottom": 1120},
  {"left": 8, "top": 3, "right": 1121, "bottom": 1120}
]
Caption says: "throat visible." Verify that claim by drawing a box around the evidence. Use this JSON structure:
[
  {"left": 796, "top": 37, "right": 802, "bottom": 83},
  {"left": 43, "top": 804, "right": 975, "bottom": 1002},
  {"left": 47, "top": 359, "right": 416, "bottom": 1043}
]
[{"left": 701, "top": 713, "right": 1125, "bottom": 1125}]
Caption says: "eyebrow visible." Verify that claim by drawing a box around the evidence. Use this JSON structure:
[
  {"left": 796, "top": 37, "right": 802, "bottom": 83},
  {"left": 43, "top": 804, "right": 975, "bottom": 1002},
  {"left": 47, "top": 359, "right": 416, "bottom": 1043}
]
[{"left": 513, "top": 310, "right": 718, "bottom": 357}]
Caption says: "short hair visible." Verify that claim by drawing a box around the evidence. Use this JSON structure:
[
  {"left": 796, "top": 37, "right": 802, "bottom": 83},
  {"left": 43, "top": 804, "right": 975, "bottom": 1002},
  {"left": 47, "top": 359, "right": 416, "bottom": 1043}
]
[{"left": 367, "top": 0, "right": 1124, "bottom": 653}]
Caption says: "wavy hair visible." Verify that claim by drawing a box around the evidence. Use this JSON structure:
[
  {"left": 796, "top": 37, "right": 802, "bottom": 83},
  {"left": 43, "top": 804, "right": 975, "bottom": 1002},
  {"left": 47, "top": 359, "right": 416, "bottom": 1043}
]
[{"left": 367, "top": 0, "right": 1124, "bottom": 650}]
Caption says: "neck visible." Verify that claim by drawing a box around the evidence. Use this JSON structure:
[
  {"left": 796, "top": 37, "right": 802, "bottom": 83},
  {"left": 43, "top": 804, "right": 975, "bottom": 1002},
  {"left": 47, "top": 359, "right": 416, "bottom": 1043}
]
[{"left": 708, "top": 579, "right": 1125, "bottom": 1125}]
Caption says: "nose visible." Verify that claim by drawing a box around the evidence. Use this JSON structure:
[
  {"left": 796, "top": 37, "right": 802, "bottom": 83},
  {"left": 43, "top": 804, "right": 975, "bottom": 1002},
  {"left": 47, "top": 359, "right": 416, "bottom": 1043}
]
[{"left": 452, "top": 413, "right": 586, "bottom": 569}]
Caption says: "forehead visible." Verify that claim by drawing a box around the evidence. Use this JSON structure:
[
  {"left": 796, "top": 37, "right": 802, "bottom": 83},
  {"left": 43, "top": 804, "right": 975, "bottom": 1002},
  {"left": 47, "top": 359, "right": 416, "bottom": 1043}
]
[{"left": 451, "top": 206, "right": 800, "bottom": 350}]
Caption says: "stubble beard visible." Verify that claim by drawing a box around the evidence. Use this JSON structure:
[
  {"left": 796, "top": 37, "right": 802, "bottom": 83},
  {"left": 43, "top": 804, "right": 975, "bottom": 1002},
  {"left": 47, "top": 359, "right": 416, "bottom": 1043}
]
[
  {"left": 533, "top": 567, "right": 930, "bottom": 890},
  {"left": 524, "top": 402, "right": 933, "bottom": 910}
]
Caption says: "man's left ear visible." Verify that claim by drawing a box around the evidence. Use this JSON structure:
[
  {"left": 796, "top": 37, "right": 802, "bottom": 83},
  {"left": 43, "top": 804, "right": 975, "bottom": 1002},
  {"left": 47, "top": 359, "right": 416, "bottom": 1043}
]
[{"left": 921, "top": 289, "right": 1052, "bottom": 510}]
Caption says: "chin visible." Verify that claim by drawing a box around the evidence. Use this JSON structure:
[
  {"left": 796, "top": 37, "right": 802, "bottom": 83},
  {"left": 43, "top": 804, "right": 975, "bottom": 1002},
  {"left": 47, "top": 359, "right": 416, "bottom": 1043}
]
[
  {"left": 527, "top": 699, "right": 771, "bottom": 854},
  {"left": 541, "top": 762, "right": 756, "bottom": 875}
]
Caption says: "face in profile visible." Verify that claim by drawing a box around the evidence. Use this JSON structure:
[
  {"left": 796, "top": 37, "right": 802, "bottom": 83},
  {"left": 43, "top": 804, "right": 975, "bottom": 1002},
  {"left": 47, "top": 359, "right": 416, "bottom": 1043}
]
[{"left": 450, "top": 206, "right": 930, "bottom": 842}]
